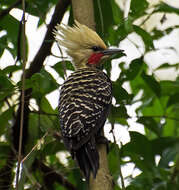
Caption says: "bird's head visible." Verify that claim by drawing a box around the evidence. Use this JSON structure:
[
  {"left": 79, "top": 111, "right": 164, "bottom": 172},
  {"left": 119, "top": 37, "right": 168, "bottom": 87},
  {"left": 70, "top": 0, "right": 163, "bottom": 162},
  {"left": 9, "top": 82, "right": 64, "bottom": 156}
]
[{"left": 54, "top": 21, "right": 124, "bottom": 70}]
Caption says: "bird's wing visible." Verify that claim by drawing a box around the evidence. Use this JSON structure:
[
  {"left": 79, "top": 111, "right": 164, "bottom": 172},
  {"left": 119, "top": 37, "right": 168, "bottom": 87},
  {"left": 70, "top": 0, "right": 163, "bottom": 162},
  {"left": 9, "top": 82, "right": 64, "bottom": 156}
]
[{"left": 59, "top": 70, "right": 112, "bottom": 150}]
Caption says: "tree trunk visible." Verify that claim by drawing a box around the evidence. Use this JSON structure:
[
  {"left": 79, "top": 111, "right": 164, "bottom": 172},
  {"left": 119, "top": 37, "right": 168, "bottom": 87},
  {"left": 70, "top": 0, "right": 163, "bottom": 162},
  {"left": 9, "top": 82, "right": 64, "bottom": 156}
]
[
  {"left": 89, "top": 144, "right": 113, "bottom": 190},
  {"left": 71, "top": 1, "right": 113, "bottom": 189}
]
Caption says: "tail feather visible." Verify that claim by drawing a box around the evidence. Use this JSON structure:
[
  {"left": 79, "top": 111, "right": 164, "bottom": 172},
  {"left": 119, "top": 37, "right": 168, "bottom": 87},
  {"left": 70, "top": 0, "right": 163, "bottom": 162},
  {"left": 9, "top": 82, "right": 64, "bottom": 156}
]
[{"left": 75, "top": 138, "right": 99, "bottom": 182}]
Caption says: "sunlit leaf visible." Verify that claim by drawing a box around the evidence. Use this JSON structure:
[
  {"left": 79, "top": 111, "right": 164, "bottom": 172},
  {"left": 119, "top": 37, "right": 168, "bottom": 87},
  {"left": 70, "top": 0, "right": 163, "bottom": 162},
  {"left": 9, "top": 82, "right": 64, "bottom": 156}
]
[
  {"left": 141, "top": 72, "right": 161, "bottom": 97},
  {"left": 126, "top": 57, "right": 144, "bottom": 80},
  {"left": 133, "top": 25, "right": 154, "bottom": 51},
  {"left": 0, "top": 74, "right": 14, "bottom": 100},
  {"left": 130, "top": 0, "right": 149, "bottom": 18},
  {"left": 155, "top": 63, "right": 179, "bottom": 70},
  {"left": 154, "top": 2, "right": 179, "bottom": 15}
]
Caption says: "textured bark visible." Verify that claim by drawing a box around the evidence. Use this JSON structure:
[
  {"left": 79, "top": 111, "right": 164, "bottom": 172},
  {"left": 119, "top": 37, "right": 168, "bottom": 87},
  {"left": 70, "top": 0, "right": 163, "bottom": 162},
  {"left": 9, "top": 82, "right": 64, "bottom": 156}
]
[
  {"left": 71, "top": 0, "right": 95, "bottom": 30},
  {"left": 89, "top": 144, "right": 113, "bottom": 190},
  {"left": 71, "top": 0, "right": 113, "bottom": 189}
]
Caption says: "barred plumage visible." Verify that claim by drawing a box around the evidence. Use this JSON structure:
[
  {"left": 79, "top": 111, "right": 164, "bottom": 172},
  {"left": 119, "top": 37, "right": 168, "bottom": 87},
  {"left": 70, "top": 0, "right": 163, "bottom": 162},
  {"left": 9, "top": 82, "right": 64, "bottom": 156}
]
[{"left": 59, "top": 68, "right": 112, "bottom": 180}]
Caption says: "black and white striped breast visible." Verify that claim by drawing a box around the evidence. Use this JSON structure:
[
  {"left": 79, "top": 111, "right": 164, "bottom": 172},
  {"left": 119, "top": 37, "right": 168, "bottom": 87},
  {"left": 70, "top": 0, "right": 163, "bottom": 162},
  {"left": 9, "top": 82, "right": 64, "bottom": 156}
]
[{"left": 58, "top": 68, "right": 112, "bottom": 149}]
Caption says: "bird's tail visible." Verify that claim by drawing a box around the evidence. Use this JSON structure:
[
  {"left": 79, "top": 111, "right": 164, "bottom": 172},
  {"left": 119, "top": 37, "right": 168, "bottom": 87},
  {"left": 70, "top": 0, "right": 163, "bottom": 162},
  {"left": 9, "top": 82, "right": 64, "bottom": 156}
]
[{"left": 75, "top": 138, "right": 99, "bottom": 182}]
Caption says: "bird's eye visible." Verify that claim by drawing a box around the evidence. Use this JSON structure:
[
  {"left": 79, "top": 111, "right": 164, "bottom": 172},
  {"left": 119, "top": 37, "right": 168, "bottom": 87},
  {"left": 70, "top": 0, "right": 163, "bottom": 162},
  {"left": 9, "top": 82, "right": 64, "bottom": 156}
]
[{"left": 92, "top": 46, "right": 100, "bottom": 51}]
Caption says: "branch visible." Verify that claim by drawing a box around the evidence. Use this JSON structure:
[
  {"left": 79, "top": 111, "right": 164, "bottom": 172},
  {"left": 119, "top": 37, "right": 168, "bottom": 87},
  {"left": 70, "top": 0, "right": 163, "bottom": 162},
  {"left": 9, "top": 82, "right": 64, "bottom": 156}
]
[
  {"left": 33, "top": 159, "right": 78, "bottom": 190},
  {"left": 0, "top": 0, "right": 21, "bottom": 19},
  {"left": 15, "top": 0, "right": 27, "bottom": 188}
]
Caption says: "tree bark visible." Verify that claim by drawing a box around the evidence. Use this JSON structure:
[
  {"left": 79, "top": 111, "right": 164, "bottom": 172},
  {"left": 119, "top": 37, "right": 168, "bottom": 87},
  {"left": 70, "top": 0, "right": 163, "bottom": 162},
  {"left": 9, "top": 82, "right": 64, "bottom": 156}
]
[
  {"left": 71, "top": 0, "right": 95, "bottom": 30},
  {"left": 89, "top": 144, "right": 113, "bottom": 190},
  {"left": 71, "top": 1, "right": 113, "bottom": 189}
]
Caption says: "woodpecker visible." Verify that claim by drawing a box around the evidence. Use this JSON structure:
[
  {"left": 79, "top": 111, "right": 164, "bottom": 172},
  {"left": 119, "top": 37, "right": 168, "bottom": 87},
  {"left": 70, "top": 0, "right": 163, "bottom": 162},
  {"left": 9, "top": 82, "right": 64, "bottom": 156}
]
[{"left": 54, "top": 21, "right": 124, "bottom": 181}]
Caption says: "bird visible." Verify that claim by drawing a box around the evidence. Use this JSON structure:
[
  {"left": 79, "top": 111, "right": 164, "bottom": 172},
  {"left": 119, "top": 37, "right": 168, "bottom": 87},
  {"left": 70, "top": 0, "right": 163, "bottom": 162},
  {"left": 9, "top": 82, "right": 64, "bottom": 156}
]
[{"left": 54, "top": 20, "right": 124, "bottom": 181}]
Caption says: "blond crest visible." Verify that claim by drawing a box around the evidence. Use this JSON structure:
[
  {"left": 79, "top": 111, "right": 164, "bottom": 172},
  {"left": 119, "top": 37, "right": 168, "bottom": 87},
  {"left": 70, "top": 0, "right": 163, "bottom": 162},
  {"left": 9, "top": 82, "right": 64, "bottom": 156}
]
[{"left": 54, "top": 21, "right": 107, "bottom": 69}]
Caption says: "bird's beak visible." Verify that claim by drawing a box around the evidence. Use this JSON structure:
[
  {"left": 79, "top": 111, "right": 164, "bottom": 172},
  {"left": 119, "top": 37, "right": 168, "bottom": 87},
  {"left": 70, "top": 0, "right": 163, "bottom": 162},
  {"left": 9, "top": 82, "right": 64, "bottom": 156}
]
[{"left": 101, "top": 49, "right": 126, "bottom": 56}]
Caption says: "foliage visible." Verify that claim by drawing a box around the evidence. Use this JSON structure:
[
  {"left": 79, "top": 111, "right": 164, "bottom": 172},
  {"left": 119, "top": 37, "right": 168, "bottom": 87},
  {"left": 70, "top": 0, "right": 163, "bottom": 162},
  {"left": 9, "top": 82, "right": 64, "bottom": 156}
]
[{"left": 0, "top": 0, "right": 179, "bottom": 189}]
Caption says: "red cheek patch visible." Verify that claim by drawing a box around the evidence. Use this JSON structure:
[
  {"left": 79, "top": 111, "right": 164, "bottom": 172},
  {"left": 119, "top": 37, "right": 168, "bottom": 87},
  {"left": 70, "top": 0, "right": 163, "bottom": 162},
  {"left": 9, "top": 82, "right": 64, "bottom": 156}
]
[{"left": 88, "top": 53, "right": 104, "bottom": 65}]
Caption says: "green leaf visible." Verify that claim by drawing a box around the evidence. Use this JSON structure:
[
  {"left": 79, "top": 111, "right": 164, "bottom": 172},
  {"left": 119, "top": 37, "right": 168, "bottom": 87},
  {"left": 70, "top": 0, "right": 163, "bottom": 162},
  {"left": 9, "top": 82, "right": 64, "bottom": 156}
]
[
  {"left": 154, "top": 2, "right": 179, "bottom": 15},
  {"left": 17, "top": 78, "right": 34, "bottom": 90},
  {"left": 167, "top": 93, "right": 179, "bottom": 107},
  {"left": 94, "top": 0, "right": 115, "bottom": 38},
  {"left": 124, "top": 17, "right": 133, "bottom": 34},
  {"left": 0, "top": 74, "right": 14, "bottom": 100},
  {"left": 0, "top": 15, "right": 19, "bottom": 57},
  {"left": 155, "top": 63, "right": 179, "bottom": 70},
  {"left": 160, "top": 80, "right": 179, "bottom": 96},
  {"left": 52, "top": 61, "right": 74, "bottom": 79},
  {"left": 133, "top": 25, "right": 154, "bottom": 51},
  {"left": 122, "top": 132, "right": 155, "bottom": 165},
  {"left": 40, "top": 96, "right": 56, "bottom": 114},
  {"left": 0, "top": 107, "right": 13, "bottom": 135},
  {"left": 158, "top": 146, "right": 179, "bottom": 168},
  {"left": 28, "top": 113, "right": 39, "bottom": 145},
  {"left": 39, "top": 115, "right": 55, "bottom": 132},
  {"left": 114, "top": 185, "right": 122, "bottom": 190},
  {"left": 141, "top": 72, "right": 161, "bottom": 97},
  {"left": 43, "top": 141, "right": 65, "bottom": 156},
  {"left": 126, "top": 57, "right": 144, "bottom": 80},
  {"left": 137, "top": 116, "right": 162, "bottom": 137},
  {"left": 151, "top": 28, "right": 165, "bottom": 40},
  {"left": 0, "top": 35, "right": 7, "bottom": 57},
  {"left": 108, "top": 105, "right": 129, "bottom": 125},
  {"left": 139, "top": 98, "right": 164, "bottom": 117},
  {"left": 113, "top": 81, "right": 133, "bottom": 105},
  {"left": 130, "top": 0, "right": 149, "bottom": 18},
  {"left": 31, "top": 69, "right": 58, "bottom": 98},
  {"left": 151, "top": 137, "right": 179, "bottom": 155},
  {"left": 110, "top": 0, "right": 123, "bottom": 24},
  {"left": 2, "top": 65, "right": 22, "bottom": 74},
  {"left": 108, "top": 18, "right": 133, "bottom": 46},
  {"left": 162, "top": 117, "right": 175, "bottom": 136}
]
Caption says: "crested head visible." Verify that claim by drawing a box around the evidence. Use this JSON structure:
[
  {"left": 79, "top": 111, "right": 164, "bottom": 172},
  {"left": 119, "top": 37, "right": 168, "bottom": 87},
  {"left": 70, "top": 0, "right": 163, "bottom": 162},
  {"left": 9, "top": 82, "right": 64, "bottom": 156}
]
[{"left": 54, "top": 20, "right": 107, "bottom": 70}]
